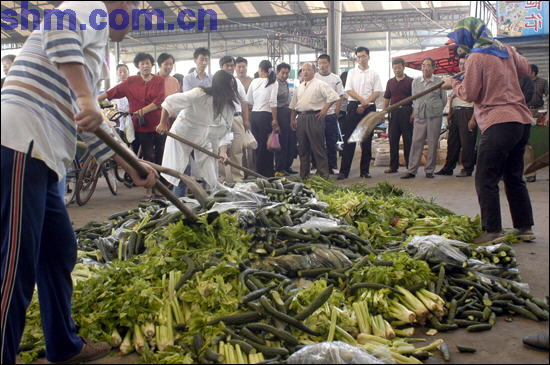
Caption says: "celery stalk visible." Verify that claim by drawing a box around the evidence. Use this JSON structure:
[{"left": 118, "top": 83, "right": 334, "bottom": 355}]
[
  {"left": 120, "top": 329, "right": 134, "bottom": 354},
  {"left": 327, "top": 306, "right": 338, "bottom": 342}
]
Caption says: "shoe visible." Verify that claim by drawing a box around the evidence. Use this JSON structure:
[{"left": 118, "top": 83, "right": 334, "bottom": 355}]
[
  {"left": 473, "top": 231, "right": 507, "bottom": 245},
  {"left": 401, "top": 173, "right": 415, "bottom": 179},
  {"left": 286, "top": 168, "right": 298, "bottom": 175},
  {"left": 337, "top": 174, "right": 347, "bottom": 180},
  {"left": 57, "top": 338, "right": 111, "bottom": 364},
  {"left": 425, "top": 173, "right": 435, "bottom": 178},
  {"left": 328, "top": 168, "right": 339, "bottom": 175},
  {"left": 360, "top": 173, "right": 371, "bottom": 178},
  {"left": 384, "top": 168, "right": 398, "bottom": 174},
  {"left": 456, "top": 170, "right": 472, "bottom": 177},
  {"left": 523, "top": 332, "right": 549, "bottom": 351},
  {"left": 435, "top": 169, "right": 453, "bottom": 176},
  {"left": 274, "top": 171, "right": 287, "bottom": 177},
  {"left": 511, "top": 228, "right": 536, "bottom": 242},
  {"left": 526, "top": 176, "right": 537, "bottom": 183}
]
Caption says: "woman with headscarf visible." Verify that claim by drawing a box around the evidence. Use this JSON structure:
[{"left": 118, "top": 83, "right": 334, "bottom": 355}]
[
  {"left": 156, "top": 70, "right": 239, "bottom": 191},
  {"left": 443, "top": 17, "right": 534, "bottom": 246}
]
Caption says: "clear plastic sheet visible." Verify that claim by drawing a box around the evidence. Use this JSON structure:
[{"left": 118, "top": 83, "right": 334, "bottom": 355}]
[
  {"left": 405, "top": 235, "right": 469, "bottom": 265},
  {"left": 286, "top": 341, "right": 391, "bottom": 364},
  {"left": 292, "top": 217, "right": 341, "bottom": 231},
  {"left": 255, "top": 246, "right": 353, "bottom": 275}
]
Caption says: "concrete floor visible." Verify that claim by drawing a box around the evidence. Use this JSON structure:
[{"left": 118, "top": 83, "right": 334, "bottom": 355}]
[{"left": 60, "top": 158, "right": 549, "bottom": 364}]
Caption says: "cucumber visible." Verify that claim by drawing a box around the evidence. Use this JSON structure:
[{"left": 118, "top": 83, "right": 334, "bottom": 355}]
[
  {"left": 246, "top": 323, "right": 300, "bottom": 346},
  {"left": 439, "top": 342, "right": 450, "bottom": 361},
  {"left": 507, "top": 304, "right": 539, "bottom": 321},
  {"left": 525, "top": 300, "right": 549, "bottom": 321},
  {"left": 175, "top": 256, "right": 195, "bottom": 291},
  {"left": 294, "top": 285, "right": 334, "bottom": 321},
  {"left": 466, "top": 323, "right": 492, "bottom": 332},
  {"left": 227, "top": 339, "right": 254, "bottom": 354},
  {"left": 241, "top": 284, "right": 277, "bottom": 304},
  {"left": 239, "top": 327, "right": 266, "bottom": 345},
  {"left": 259, "top": 296, "right": 320, "bottom": 336},
  {"left": 456, "top": 345, "right": 476, "bottom": 353},
  {"left": 207, "top": 311, "right": 262, "bottom": 326}
]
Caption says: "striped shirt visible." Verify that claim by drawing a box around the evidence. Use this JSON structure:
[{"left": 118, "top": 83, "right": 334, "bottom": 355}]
[{"left": 1, "top": 1, "right": 114, "bottom": 180}]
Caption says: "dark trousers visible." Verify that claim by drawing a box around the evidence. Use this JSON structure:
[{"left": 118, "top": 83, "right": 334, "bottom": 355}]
[
  {"left": 296, "top": 113, "right": 329, "bottom": 179},
  {"left": 388, "top": 106, "right": 413, "bottom": 170},
  {"left": 340, "top": 102, "right": 376, "bottom": 177},
  {"left": 475, "top": 122, "right": 534, "bottom": 232},
  {"left": 275, "top": 107, "right": 293, "bottom": 173},
  {"left": 135, "top": 131, "right": 166, "bottom": 166},
  {"left": 324, "top": 114, "right": 339, "bottom": 170},
  {"left": 251, "top": 111, "right": 275, "bottom": 177},
  {"left": 1, "top": 145, "right": 83, "bottom": 364},
  {"left": 442, "top": 108, "right": 478, "bottom": 173}
]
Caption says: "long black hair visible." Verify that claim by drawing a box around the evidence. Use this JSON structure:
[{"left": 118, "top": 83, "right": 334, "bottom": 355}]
[
  {"left": 200, "top": 70, "right": 239, "bottom": 119},
  {"left": 258, "top": 60, "right": 276, "bottom": 87}
]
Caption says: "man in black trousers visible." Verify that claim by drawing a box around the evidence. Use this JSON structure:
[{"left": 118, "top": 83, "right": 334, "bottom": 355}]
[
  {"left": 436, "top": 54, "right": 478, "bottom": 177},
  {"left": 383, "top": 58, "right": 414, "bottom": 173},
  {"left": 338, "top": 47, "right": 383, "bottom": 180}
]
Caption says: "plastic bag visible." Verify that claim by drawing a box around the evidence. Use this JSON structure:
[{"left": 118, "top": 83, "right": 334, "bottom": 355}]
[
  {"left": 286, "top": 341, "right": 390, "bottom": 364},
  {"left": 243, "top": 130, "right": 258, "bottom": 150},
  {"left": 267, "top": 131, "right": 281, "bottom": 151},
  {"left": 405, "top": 235, "right": 470, "bottom": 265},
  {"left": 125, "top": 116, "right": 135, "bottom": 143},
  {"left": 255, "top": 246, "right": 353, "bottom": 275}
]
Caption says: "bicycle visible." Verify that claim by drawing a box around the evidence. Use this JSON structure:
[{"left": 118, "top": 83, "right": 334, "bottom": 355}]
[
  {"left": 72, "top": 108, "right": 130, "bottom": 206},
  {"left": 64, "top": 141, "right": 89, "bottom": 207}
]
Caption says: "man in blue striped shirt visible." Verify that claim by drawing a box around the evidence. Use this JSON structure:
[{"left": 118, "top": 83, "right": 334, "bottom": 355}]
[{"left": 1, "top": 2, "right": 157, "bottom": 364}]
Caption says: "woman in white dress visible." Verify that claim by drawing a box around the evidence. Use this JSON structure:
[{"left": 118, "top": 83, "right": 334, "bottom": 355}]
[{"left": 156, "top": 70, "right": 239, "bottom": 192}]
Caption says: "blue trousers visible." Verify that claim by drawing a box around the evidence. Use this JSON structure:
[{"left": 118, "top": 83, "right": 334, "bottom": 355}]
[{"left": 1, "top": 145, "right": 83, "bottom": 364}]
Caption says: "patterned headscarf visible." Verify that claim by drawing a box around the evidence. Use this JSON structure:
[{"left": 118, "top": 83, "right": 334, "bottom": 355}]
[{"left": 448, "top": 17, "right": 509, "bottom": 58}]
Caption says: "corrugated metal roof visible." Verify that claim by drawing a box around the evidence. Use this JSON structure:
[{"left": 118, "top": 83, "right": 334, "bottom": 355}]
[{"left": 1, "top": 1, "right": 471, "bottom": 60}]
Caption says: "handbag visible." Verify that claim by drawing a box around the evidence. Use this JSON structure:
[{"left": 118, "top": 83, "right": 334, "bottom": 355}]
[
  {"left": 267, "top": 131, "right": 281, "bottom": 152},
  {"left": 243, "top": 130, "right": 258, "bottom": 150}
]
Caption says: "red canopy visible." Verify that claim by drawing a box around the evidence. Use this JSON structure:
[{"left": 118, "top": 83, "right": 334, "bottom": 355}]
[{"left": 394, "top": 45, "right": 459, "bottom": 74}]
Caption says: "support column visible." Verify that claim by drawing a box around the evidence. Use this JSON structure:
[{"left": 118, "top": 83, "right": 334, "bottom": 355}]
[
  {"left": 115, "top": 42, "right": 120, "bottom": 66},
  {"left": 207, "top": 30, "right": 212, "bottom": 77},
  {"left": 153, "top": 44, "right": 157, "bottom": 74},
  {"left": 327, "top": 1, "right": 342, "bottom": 74},
  {"left": 104, "top": 42, "right": 111, "bottom": 89},
  {"left": 387, "top": 31, "right": 391, "bottom": 82}
]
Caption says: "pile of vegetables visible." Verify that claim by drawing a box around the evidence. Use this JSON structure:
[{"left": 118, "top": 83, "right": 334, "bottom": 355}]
[{"left": 18, "top": 177, "right": 548, "bottom": 364}]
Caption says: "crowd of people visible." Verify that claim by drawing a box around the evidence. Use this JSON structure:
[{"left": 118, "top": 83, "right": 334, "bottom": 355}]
[{"left": 1, "top": 2, "right": 548, "bottom": 362}]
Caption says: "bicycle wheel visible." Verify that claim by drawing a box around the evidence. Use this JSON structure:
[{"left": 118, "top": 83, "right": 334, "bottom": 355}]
[
  {"left": 75, "top": 156, "right": 100, "bottom": 206},
  {"left": 64, "top": 160, "right": 78, "bottom": 207},
  {"left": 102, "top": 160, "right": 118, "bottom": 195}
]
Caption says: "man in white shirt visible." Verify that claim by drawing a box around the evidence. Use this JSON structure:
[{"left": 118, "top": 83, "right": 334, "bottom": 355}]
[
  {"left": 339, "top": 47, "right": 383, "bottom": 180},
  {"left": 316, "top": 54, "right": 345, "bottom": 175},
  {"left": 290, "top": 63, "right": 340, "bottom": 179},
  {"left": 0, "top": 2, "right": 156, "bottom": 364},
  {"left": 219, "top": 56, "right": 250, "bottom": 182}
]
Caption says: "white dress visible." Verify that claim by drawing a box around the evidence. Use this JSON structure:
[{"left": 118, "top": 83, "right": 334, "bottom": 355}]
[{"left": 161, "top": 87, "right": 233, "bottom": 189}]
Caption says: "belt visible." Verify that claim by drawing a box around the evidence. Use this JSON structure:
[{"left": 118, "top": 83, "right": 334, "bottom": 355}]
[
  {"left": 452, "top": 106, "right": 473, "bottom": 110},
  {"left": 297, "top": 110, "right": 321, "bottom": 115},
  {"left": 234, "top": 112, "right": 242, "bottom": 116}
]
